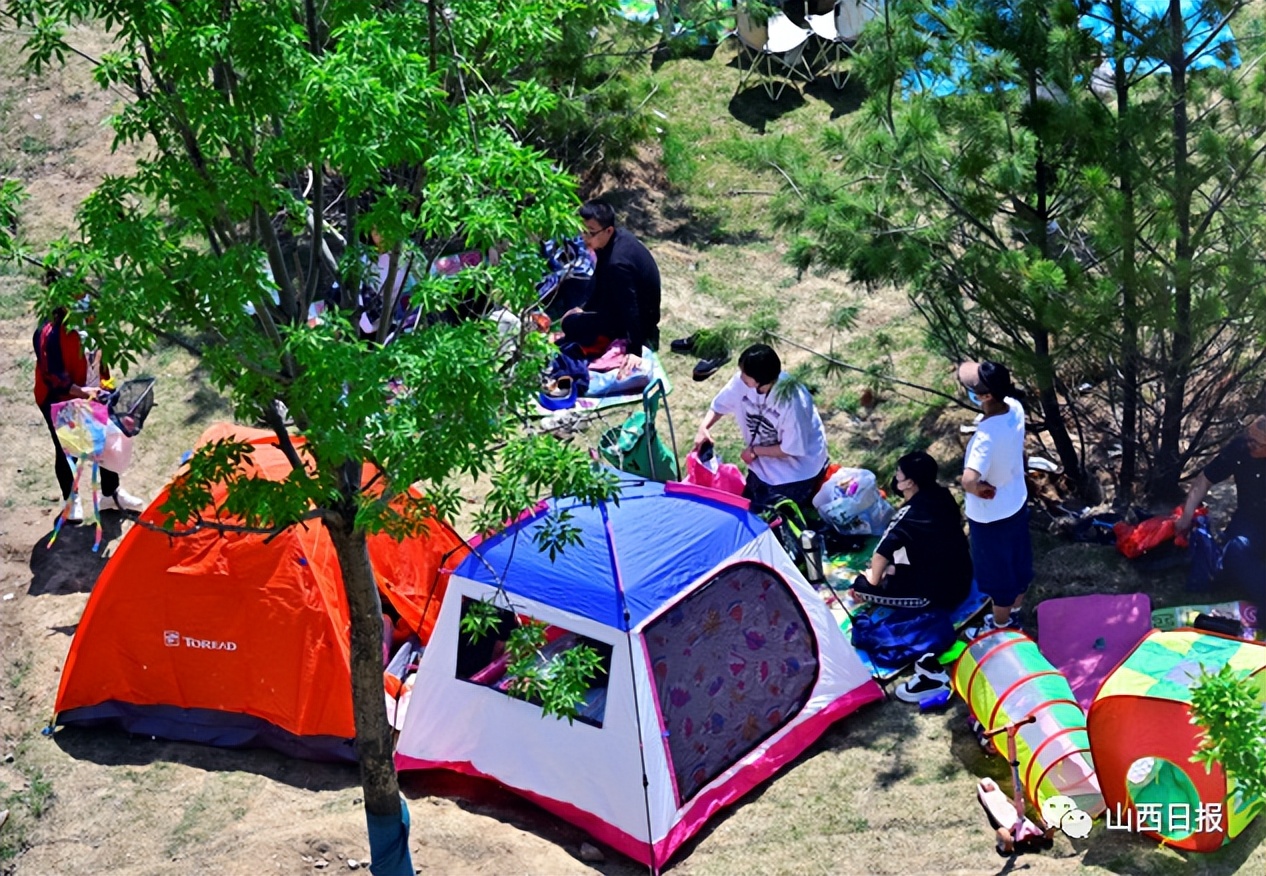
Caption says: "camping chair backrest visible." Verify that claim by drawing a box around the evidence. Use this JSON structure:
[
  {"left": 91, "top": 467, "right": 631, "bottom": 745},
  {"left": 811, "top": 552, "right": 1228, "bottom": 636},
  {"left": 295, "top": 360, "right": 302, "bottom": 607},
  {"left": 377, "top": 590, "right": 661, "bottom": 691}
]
[
  {"left": 642, "top": 378, "right": 679, "bottom": 480},
  {"left": 836, "top": 0, "right": 879, "bottom": 41},
  {"left": 735, "top": 8, "right": 769, "bottom": 51},
  {"left": 597, "top": 379, "right": 680, "bottom": 483}
]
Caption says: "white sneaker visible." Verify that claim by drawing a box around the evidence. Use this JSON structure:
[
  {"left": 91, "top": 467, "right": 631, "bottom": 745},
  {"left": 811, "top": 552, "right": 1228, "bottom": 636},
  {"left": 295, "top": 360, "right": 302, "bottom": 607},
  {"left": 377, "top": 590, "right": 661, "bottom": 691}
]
[
  {"left": 912, "top": 652, "right": 949, "bottom": 682},
  {"left": 895, "top": 673, "right": 950, "bottom": 703},
  {"left": 100, "top": 487, "right": 145, "bottom": 513},
  {"left": 65, "top": 493, "right": 84, "bottom": 523},
  {"left": 964, "top": 613, "right": 1021, "bottom": 641}
]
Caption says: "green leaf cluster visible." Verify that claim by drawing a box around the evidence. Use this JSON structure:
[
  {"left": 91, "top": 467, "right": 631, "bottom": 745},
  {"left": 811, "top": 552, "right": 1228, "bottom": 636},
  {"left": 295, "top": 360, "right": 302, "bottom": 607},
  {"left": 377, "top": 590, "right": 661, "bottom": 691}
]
[
  {"left": 1190, "top": 664, "right": 1266, "bottom": 807},
  {"left": 2, "top": 0, "right": 632, "bottom": 833},
  {"left": 5, "top": 0, "right": 623, "bottom": 537},
  {"left": 459, "top": 601, "right": 607, "bottom": 723}
]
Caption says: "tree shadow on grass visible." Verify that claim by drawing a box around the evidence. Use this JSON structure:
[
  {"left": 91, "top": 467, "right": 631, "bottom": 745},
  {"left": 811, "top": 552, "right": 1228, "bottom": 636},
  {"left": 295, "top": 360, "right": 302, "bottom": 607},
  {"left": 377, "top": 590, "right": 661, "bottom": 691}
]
[
  {"left": 183, "top": 345, "right": 233, "bottom": 425},
  {"left": 728, "top": 85, "right": 808, "bottom": 134},
  {"left": 589, "top": 173, "right": 768, "bottom": 249},
  {"left": 399, "top": 770, "right": 647, "bottom": 874},
  {"left": 1078, "top": 814, "right": 1264, "bottom": 875},
  {"left": 803, "top": 76, "right": 867, "bottom": 120},
  {"left": 53, "top": 726, "right": 360, "bottom": 794},
  {"left": 651, "top": 38, "right": 721, "bottom": 71},
  {"left": 28, "top": 518, "right": 124, "bottom": 596}
]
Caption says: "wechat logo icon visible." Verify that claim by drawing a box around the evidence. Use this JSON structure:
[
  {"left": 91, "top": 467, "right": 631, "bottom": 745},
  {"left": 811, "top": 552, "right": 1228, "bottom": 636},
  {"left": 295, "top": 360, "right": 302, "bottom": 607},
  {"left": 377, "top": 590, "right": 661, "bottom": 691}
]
[{"left": 1042, "top": 795, "right": 1092, "bottom": 839}]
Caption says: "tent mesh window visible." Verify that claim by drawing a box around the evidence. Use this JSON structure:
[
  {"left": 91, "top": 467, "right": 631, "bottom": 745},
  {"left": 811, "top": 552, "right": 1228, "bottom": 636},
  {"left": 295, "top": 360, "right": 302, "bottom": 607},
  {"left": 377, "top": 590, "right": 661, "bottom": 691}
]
[
  {"left": 453, "top": 598, "right": 613, "bottom": 728},
  {"left": 643, "top": 561, "right": 820, "bottom": 803}
]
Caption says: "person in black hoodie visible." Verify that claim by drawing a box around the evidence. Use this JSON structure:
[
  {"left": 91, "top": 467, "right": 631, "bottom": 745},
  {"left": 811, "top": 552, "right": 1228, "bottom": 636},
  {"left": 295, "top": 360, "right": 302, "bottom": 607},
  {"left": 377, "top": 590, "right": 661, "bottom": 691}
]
[
  {"left": 559, "top": 200, "right": 661, "bottom": 376},
  {"left": 852, "top": 450, "right": 973, "bottom": 611},
  {"left": 850, "top": 450, "right": 973, "bottom": 703}
]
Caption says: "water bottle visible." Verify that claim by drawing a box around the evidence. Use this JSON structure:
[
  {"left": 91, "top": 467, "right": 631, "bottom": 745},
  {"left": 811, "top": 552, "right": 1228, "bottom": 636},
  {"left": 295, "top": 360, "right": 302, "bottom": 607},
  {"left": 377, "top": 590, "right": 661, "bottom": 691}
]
[{"left": 800, "top": 530, "right": 825, "bottom": 585}]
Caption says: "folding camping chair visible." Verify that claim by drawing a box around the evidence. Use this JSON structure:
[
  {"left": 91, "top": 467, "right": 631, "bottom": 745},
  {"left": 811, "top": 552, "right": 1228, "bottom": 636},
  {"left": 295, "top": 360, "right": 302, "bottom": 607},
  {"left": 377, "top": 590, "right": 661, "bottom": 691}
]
[
  {"left": 598, "top": 379, "right": 680, "bottom": 482},
  {"left": 734, "top": 6, "right": 814, "bottom": 100},
  {"left": 805, "top": 0, "right": 880, "bottom": 89}
]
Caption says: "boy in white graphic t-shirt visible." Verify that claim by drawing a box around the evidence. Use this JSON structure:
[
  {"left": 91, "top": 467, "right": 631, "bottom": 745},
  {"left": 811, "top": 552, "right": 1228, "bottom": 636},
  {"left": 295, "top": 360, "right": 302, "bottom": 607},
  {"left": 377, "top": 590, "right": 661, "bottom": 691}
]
[{"left": 693, "top": 344, "right": 829, "bottom": 516}]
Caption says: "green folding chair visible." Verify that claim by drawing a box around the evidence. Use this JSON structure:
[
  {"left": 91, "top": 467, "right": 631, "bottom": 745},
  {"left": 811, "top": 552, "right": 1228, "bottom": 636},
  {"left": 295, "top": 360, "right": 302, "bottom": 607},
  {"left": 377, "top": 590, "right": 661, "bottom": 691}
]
[{"left": 598, "top": 379, "right": 680, "bottom": 481}]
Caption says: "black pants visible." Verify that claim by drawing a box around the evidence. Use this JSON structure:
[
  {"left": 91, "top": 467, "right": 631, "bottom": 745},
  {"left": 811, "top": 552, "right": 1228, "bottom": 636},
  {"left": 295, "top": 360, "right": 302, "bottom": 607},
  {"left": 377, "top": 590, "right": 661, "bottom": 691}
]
[
  {"left": 851, "top": 567, "right": 935, "bottom": 609},
  {"left": 41, "top": 402, "right": 118, "bottom": 500},
  {"left": 560, "top": 310, "right": 619, "bottom": 351},
  {"left": 744, "top": 465, "right": 825, "bottom": 520}
]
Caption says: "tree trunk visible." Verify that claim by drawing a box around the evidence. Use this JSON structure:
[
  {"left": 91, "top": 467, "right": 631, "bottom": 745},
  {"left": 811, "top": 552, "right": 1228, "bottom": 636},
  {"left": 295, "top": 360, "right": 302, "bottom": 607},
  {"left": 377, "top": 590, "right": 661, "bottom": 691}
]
[
  {"left": 1032, "top": 328, "right": 1087, "bottom": 490},
  {"left": 1028, "top": 68, "right": 1089, "bottom": 496},
  {"left": 1152, "top": 0, "right": 1193, "bottom": 501},
  {"left": 324, "top": 502, "right": 411, "bottom": 873},
  {"left": 1114, "top": 0, "right": 1140, "bottom": 505}
]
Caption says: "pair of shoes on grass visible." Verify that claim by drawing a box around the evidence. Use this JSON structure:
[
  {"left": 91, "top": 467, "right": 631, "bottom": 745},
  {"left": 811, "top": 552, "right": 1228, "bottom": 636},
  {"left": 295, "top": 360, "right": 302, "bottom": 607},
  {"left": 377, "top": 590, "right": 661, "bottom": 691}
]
[{"left": 670, "top": 332, "right": 731, "bottom": 382}]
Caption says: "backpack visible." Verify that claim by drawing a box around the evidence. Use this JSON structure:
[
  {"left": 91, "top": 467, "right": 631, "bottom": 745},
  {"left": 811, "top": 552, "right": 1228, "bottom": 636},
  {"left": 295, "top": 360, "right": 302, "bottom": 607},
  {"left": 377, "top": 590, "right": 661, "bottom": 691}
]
[
  {"left": 850, "top": 608, "right": 956, "bottom": 672},
  {"left": 34, "top": 316, "right": 71, "bottom": 400}
]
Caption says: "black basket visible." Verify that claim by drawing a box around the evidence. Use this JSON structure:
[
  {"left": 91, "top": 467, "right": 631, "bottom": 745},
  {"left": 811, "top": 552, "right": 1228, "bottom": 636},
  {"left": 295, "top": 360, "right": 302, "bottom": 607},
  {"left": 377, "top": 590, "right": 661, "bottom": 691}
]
[{"left": 107, "top": 378, "right": 156, "bottom": 437}]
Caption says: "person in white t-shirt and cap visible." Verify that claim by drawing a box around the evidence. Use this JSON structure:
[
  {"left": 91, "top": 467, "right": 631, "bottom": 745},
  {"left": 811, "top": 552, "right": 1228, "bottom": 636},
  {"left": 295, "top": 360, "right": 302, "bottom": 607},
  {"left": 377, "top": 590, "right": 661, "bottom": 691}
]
[
  {"left": 957, "top": 360, "right": 1033, "bottom": 637},
  {"left": 693, "top": 343, "right": 829, "bottom": 517}
]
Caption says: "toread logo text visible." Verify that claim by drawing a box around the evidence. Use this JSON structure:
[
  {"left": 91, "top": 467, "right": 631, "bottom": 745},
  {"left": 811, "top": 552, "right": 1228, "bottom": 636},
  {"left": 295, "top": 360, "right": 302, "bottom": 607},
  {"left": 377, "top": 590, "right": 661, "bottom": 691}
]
[{"left": 162, "top": 630, "right": 238, "bottom": 651}]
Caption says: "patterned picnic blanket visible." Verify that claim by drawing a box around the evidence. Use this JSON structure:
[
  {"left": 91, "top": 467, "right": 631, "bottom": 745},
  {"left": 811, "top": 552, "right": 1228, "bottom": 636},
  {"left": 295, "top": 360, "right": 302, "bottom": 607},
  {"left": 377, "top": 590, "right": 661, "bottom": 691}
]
[{"left": 533, "top": 348, "right": 673, "bottom": 417}]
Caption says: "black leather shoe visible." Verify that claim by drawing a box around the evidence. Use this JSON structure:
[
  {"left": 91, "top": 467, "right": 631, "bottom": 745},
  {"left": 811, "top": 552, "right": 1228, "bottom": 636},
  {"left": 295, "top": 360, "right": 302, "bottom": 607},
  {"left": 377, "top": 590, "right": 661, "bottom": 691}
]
[
  {"left": 670, "top": 333, "right": 697, "bottom": 354},
  {"left": 692, "top": 354, "right": 730, "bottom": 381}
]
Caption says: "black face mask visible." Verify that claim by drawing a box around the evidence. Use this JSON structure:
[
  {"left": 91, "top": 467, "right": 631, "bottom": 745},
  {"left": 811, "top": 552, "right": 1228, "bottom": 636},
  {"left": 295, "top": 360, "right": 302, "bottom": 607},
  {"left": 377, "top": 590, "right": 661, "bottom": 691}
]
[{"left": 890, "top": 476, "right": 901, "bottom": 496}]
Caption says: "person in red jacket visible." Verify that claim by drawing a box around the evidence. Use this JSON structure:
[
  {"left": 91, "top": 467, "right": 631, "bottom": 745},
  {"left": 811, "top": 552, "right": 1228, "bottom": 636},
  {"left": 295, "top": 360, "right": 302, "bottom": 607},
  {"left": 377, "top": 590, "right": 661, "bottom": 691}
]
[{"left": 34, "top": 307, "right": 144, "bottom": 520}]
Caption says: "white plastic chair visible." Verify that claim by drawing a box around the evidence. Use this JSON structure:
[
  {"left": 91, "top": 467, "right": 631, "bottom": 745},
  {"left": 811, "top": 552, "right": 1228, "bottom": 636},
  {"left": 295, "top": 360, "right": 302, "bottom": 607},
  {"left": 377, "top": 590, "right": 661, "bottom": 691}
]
[
  {"left": 735, "top": 7, "right": 814, "bottom": 100},
  {"left": 806, "top": 0, "right": 881, "bottom": 89}
]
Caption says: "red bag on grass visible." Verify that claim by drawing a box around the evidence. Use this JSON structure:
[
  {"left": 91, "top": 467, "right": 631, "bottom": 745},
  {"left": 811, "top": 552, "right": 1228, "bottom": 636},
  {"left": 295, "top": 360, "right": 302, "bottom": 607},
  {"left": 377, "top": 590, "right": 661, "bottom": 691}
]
[
  {"left": 1113, "top": 506, "right": 1198, "bottom": 559},
  {"left": 683, "top": 450, "right": 746, "bottom": 496}
]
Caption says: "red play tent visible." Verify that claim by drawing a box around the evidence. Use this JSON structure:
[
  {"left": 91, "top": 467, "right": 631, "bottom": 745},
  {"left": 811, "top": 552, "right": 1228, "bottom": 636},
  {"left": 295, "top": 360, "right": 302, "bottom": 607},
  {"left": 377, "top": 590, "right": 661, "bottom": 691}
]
[{"left": 54, "top": 425, "right": 467, "bottom": 760}]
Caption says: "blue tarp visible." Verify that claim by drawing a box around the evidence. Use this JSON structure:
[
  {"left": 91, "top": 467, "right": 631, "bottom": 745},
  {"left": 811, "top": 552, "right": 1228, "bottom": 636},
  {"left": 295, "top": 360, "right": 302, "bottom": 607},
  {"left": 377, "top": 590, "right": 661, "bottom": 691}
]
[
  {"left": 455, "top": 477, "right": 769, "bottom": 630},
  {"left": 905, "top": 0, "right": 1238, "bottom": 97},
  {"left": 1082, "top": 0, "right": 1239, "bottom": 75}
]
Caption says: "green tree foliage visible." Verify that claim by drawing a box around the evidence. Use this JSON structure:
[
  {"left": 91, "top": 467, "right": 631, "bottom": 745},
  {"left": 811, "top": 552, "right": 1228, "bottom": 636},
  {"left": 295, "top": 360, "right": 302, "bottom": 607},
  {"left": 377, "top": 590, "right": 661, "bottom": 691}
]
[
  {"left": 1190, "top": 664, "right": 1266, "bottom": 807},
  {"left": 1, "top": 0, "right": 621, "bottom": 868},
  {"left": 1085, "top": 0, "right": 1266, "bottom": 499},
  {"left": 767, "top": 0, "right": 1109, "bottom": 494},
  {"left": 768, "top": 0, "right": 1266, "bottom": 501},
  {"left": 518, "top": 0, "right": 657, "bottom": 172}
]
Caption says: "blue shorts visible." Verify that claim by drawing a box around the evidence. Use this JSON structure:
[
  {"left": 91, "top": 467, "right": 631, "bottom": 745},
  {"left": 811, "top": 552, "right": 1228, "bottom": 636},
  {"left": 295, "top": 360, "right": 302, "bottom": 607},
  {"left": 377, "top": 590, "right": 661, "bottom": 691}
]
[{"left": 969, "top": 505, "right": 1034, "bottom": 607}]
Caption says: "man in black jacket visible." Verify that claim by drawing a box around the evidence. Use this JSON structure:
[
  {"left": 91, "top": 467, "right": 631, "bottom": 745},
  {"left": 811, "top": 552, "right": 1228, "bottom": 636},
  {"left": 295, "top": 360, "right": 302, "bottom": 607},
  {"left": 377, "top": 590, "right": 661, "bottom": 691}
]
[{"left": 560, "top": 201, "right": 661, "bottom": 375}]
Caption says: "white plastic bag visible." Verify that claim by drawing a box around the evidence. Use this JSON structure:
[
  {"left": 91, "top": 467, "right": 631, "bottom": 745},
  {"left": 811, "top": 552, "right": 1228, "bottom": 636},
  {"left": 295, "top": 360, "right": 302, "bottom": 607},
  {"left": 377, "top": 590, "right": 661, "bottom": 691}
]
[
  {"left": 812, "top": 467, "right": 894, "bottom": 535},
  {"left": 100, "top": 421, "right": 134, "bottom": 473},
  {"left": 813, "top": 467, "right": 877, "bottom": 523}
]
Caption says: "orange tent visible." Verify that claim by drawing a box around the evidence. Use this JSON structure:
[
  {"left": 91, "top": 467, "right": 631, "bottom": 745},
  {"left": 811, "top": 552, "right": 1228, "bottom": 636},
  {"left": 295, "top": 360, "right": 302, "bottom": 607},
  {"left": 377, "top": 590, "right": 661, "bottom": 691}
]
[{"left": 54, "top": 425, "right": 468, "bottom": 760}]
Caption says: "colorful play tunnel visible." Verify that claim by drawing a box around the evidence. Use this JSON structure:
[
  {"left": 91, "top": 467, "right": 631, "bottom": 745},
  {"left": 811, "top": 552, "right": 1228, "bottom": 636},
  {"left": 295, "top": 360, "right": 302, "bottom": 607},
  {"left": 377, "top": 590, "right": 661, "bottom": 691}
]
[
  {"left": 953, "top": 629, "right": 1104, "bottom": 817},
  {"left": 1089, "top": 629, "right": 1266, "bottom": 852}
]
